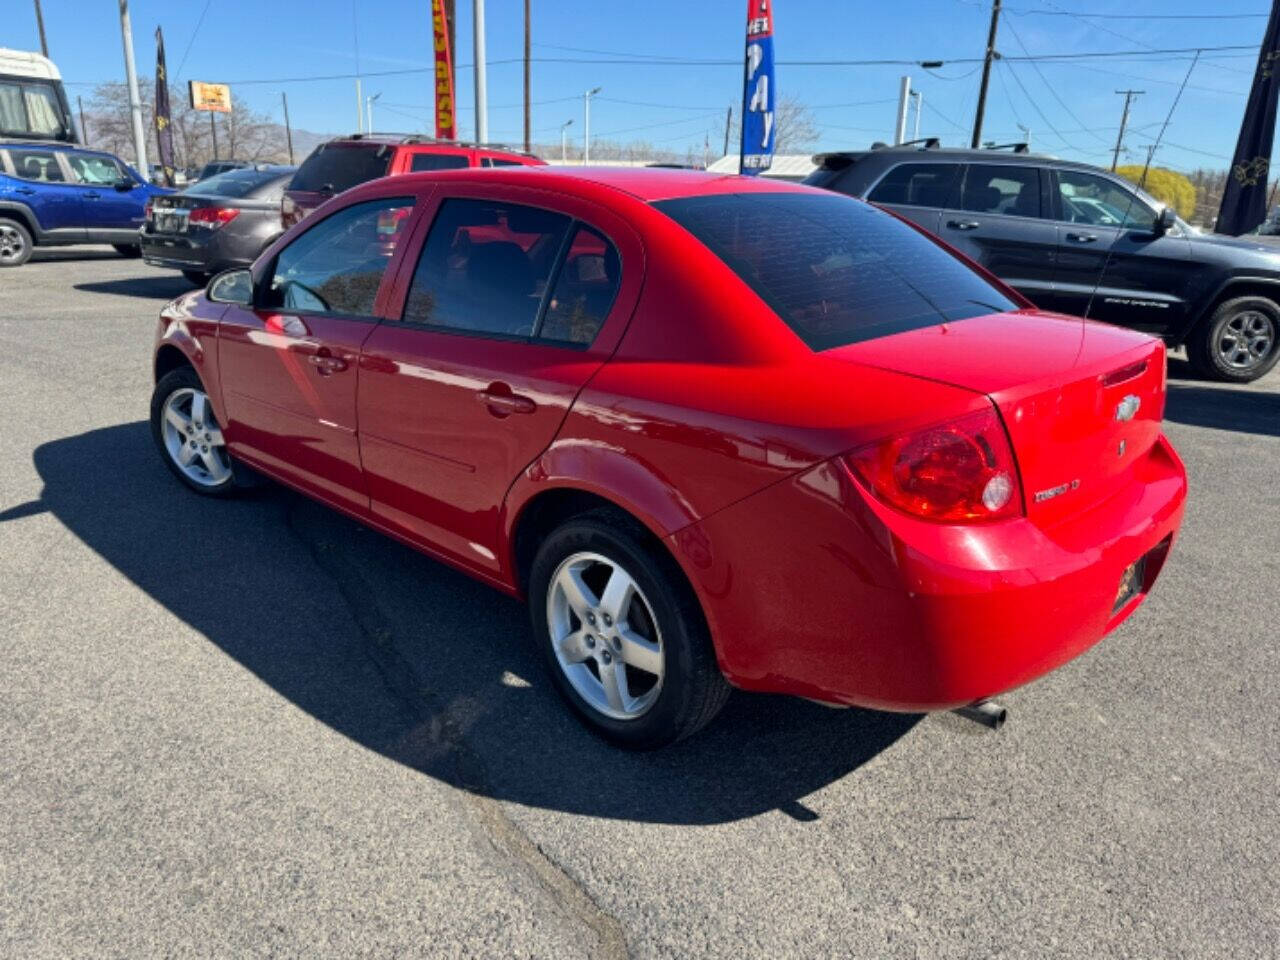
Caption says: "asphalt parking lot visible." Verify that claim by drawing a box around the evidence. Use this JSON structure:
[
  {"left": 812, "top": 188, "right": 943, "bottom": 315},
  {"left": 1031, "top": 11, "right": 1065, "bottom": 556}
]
[{"left": 2, "top": 249, "right": 1278, "bottom": 959}]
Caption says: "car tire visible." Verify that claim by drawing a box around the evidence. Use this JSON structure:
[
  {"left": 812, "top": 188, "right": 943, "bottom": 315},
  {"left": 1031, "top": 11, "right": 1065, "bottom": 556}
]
[
  {"left": 0, "top": 217, "right": 34, "bottom": 267},
  {"left": 182, "top": 269, "right": 210, "bottom": 287},
  {"left": 150, "top": 366, "right": 243, "bottom": 497},
  {"left": 529, "top": 509, "right": 730, "bottom": 749},
  {"left": 1188, "top": 296, "right": 1280, "bottom": 383},
  {"left": 113, "top": 243, "right": 142, "bottom": 258}
]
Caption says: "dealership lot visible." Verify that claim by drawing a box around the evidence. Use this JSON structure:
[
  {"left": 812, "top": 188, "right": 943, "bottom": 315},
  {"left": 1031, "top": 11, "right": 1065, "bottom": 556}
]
[{"left": 1, "top": 251, "right": 1277, "bottom": 958}]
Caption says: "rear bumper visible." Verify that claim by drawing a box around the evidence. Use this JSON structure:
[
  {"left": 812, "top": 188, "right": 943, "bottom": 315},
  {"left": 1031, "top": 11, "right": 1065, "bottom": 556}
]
[
  {"left": 140, "top": 231, "right": 252, "bottom": 274},
  {"left": 672, "top": 434, "right": 1187, "bottom": 711}
]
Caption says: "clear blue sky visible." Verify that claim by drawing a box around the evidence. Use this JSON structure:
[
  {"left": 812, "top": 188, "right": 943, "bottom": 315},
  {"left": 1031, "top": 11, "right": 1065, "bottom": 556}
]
[{"left": 6, "top": 0, "right": 1273, "bottom": 170}]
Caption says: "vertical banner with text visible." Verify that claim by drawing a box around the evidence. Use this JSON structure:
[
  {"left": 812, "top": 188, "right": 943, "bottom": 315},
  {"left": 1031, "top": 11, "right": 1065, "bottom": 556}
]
[
  {"left": 1218, "top": 0, "right": 1280, "bottom": 235},
  {"left": 433, "top": 0, "right": 457, "bottom": 140},
  {"left": 153, "top": 27, "right": 176, "bottom": 186},
  {"left": 740, "top": 0, "right": 775, "bottom": 175}
]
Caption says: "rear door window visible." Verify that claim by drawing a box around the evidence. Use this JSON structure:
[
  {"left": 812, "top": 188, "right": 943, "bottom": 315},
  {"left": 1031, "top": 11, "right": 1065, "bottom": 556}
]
[
  {"left": 481, "top": 157, "right": 525, "bottom": 168},
  {"left": 289, "top": 145, "right": 391, "bottom": 193},
  {"left": 187, "top": 168, "right": 287, "bottom": 199},
  {"left": 265, "top": 197, "right": 414, "bottom": 316},
  {"left": 409, "top": 152, "right": 470, "bottom": 172},
  {"left": 958, "top": 164, "right": 1042, "bottom": 218},
  {"left": 8, "top": 148, "right": 65, "bottom": 182},
  {"left": 654, "top": 192, "right": 1017, "bottom": 351},
  {"left": 539, "top": 226, "right": 621, "bottom": 345},
  {"left": 402, "top": 198, "right": 573, "bottom": 338},
  {"left": 868, "top": 163, "right": 961, "bottom": 208}
]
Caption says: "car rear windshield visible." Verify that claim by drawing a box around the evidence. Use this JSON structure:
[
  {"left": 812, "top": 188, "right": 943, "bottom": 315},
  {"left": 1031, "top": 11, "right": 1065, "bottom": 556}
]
[
  {"left": 653, "top": 192, "right": 1018, "bottom": 351},
  {"left": 289, "top": 144, "right": 391, "bottom": 193},
  {"left": 186, "top": 168, "right": 290, "bottom": 199}
]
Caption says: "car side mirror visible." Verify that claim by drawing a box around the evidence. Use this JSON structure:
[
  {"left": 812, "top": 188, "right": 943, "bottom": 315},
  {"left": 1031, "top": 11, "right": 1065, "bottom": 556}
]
[
  {"left": 1155, "top": 207, "right": 1177, "bottom": 236},
  {"left": 114, "top": 177, "right": 135, "bottom": 192},
  {"left": 207, "top": 268, "right": 254, "bottom": 306}
]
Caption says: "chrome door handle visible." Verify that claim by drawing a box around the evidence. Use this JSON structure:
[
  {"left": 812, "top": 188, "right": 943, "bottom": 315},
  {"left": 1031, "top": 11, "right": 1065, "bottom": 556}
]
[
  {"left": 947, "top": 219, "right": 980, "bottom": 231},
  {"left": 1066, "top": 233, "right": 1099, "bottom": 243},
  {"left": 307, "top": 353, "right": 348, "bottom": 374}
]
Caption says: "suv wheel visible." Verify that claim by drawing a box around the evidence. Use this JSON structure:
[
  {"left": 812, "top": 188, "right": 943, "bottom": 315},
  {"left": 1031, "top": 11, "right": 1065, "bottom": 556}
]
[
  {"left": 0, "top": 217, "right": 33, "bottom": 267},
  {"left": 528, "top": 510, "right": 730, "bottom": 749},
  {"left": 1189, "top": 296, "right": 1280, "bottom": 383}
]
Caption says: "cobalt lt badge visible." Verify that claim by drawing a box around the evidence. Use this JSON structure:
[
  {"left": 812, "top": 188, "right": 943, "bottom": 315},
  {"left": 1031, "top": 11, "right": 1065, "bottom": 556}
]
[{"left": 1115, "top": 394, "right": 1141, "bottom": 422}]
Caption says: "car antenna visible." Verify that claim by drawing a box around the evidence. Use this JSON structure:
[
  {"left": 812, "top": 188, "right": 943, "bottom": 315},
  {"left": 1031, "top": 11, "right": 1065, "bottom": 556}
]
[{"left": 1082, "top": 51, "right": 1200, "bottom": 321}]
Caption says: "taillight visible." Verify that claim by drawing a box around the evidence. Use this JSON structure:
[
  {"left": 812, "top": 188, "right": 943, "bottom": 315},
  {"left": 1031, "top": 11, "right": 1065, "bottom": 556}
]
[
  {"left": 189, "top": 207, "right": 239, "bottom": 229},
  {"left": 143, "top": 199, "right": 154, "bottom": 221},
  {"left": 845, "top": 407, "right": 1023, "bottom": 523}
]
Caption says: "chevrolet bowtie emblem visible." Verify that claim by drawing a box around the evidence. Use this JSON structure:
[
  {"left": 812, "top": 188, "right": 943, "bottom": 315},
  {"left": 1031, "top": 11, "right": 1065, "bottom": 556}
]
[{"left": 1115, "top": 394, "right": 1141, "bottom": 422}]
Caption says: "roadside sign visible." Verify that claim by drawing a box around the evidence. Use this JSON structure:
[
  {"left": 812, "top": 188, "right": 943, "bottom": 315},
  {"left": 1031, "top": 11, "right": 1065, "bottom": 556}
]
[{"left": 188, "top": 81, "right": 231, "bottom": 113}]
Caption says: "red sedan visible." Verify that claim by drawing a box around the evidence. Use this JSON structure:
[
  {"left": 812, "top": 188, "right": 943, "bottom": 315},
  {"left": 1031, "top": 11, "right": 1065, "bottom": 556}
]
[{"left": 150, "top": 167, "right": 1187, "bottom": 748}]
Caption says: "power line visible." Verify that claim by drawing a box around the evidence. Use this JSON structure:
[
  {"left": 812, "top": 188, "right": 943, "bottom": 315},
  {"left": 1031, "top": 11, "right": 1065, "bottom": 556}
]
[
  {"left": 999, "top": 58, "right": 1082, "bottom": 151},
  {"left": 173, "top": 0, "right": 214, "bottom": 78}
]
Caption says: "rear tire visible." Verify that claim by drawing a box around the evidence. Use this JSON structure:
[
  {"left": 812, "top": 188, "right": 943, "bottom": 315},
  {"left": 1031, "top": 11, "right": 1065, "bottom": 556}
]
[
  {"left": 0, "top": 217, "right": 33, "bottom": 267},
  {"left": 182, "top": 269, "right": 210, "bottom": 287},
  {"left": 529, "top": 510, "right": 730, "bottom": 749},
  {"left": 114, "top": 243, "right": 142, "bottom": 258},
  {"left": 1188, "top": 296, "right": 1280, "bottom": 383}
]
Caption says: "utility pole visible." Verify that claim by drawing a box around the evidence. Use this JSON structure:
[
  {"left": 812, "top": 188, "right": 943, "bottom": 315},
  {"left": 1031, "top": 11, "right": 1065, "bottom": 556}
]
[
  {"left": 895, "top": 76, "right": 911, "bottom": 145},
  {"left": 282, "top": 92, "right": 294, "bottom": 163},
  {"left": 209, "top": 113, "right": 218, "bottom": 160},
  {"left": 723, "top": 105, "right": 732, "bottom": 157},
  {"left": 116, "top": 1, "right": 148, "bottom": 175},
  {"left": 1111, "top": 89, "right": 1144, "bottom": 172},
  {"left": 970, "top": 0, "right": 1002, "bottom": 149},
  {"left": 77, "top": 95, "right": 87, "bottom": 146},
  {"left": 473, "top": 0, "right": 488, "bottom": 143},
  {"left": 33, "top": 0, "right": 49, "bottom": 57},
  {"left": 583, "top": 86, "right": 600, "bottom": 163},
  {"left": 523, "top": 0, "right": 531, "bottom": 153}
]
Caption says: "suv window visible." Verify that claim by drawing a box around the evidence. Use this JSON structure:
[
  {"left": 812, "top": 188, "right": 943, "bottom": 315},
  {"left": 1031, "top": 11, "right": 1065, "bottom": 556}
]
[
  {"left": 540, "top": 226, "right": 621, "bottom": 345},
  {"left": 482, "top": 157, "right": 524, "bottom": 168},
  {"left": 959, "top": 164, "right": 1041, "bottom": 218},
  {"left": 66, "top": 153, "right": 126, "bottom": 185},
  {"left": 265, "top": 197, "right": 414, "bottom": 316},
  {"left": 868, "top": 162, "right": 961, "bottom": 208},
  {"left": 409, "top": 152, "right": 469, "bottom": 172},
  {"left": 7, "top": 148, "right": 65, "bottom": 182},
  {"left": 654, "top": 192, "right": 1017, "bottom": 351},
  {"left": 289, "top": 144, "right": 391, "bottom": 193},
  {"left": 402, "top": 198, "right": 573, "bottom": 338},
  {"left": 1057, "top": 169, "right": 1157, "bottom": 229}
]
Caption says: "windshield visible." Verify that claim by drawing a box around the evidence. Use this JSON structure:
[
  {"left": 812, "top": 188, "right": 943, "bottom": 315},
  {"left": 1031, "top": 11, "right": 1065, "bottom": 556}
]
[
  {"left": 186, "top": 168, "right": 291, "bottom": 199},
  {"left": 654, "top": 192, "right": 1018, "bottom": 351},
  {"left": 289, "top": 144, "right": 391, "bottom": 194}
]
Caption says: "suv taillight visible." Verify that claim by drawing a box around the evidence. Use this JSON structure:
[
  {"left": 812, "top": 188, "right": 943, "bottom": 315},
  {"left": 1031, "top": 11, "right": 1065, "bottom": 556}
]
[
  {"left": 845, "top": 407, "right": 1023, "bottom": 523},
  {"left": 189, "top": 207, "right": 239, "bottom": 229}
]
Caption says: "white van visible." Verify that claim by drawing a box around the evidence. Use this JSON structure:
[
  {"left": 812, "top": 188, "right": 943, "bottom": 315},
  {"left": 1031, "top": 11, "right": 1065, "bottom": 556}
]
[{"left": 0, "top": 48, "right": 76, "bottom": 143}]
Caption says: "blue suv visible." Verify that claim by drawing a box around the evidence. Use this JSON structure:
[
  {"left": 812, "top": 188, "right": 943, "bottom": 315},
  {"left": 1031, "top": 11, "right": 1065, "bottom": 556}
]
[{"left": 0, "top": 141, "right": 172, "bottom": 267}]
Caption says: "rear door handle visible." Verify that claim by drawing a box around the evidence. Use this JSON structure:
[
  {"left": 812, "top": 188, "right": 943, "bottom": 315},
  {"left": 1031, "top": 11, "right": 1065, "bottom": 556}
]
[
  {"left": 1066, "top": 232, "right": 1099, "bottom": 243},
  {"left": 478, "top": 385, "right": 536, "bottom": 417},
  {"left": 947, "top": 219, "right": 980, "bottom": 231}
]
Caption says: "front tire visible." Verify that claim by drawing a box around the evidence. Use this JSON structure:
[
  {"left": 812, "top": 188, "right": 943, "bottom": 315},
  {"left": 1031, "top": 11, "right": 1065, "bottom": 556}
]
[
  {"left": 0, "top": 217, "right": 33, "bottom": 267},
  {"left": 529, "top": 511, "right": 730, "bottom": 749},
  {"left": 150, "top": 366, "right": 239, "bottom": 497},
  {"left": 1188, "top": 296, "right": 1280, "bottom": 382},
  {"left": 114, "top": 243, "right": 142, "bottom": 258}
]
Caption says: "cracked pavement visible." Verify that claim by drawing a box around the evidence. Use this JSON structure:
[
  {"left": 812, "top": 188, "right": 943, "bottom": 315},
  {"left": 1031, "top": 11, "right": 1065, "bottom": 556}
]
[{"left": 2, "top": 252, "right": 1277, "bottom": 958}]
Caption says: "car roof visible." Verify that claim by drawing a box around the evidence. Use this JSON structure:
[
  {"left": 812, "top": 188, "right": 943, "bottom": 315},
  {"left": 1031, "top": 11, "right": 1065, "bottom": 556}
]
[
  {"left": 813, "top": 145, "right": 1124, "bottom": 177},
  {"left": 321, "top": 133, "right": 539, "bottom": 159},
  {"left": 358, "top": 165, "right": 813, "bottom": 203}
]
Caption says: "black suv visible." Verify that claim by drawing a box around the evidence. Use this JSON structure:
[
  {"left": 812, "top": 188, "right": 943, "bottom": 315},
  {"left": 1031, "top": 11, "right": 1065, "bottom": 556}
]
[{"left": 806, "top": 144, "right": 1280, "bottom": 382}]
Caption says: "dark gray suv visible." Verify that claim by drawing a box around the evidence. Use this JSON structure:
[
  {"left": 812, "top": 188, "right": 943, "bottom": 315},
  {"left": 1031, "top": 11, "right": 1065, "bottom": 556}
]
[{"left": 806, "top": 144, "right": 1280, "bottom": 382}]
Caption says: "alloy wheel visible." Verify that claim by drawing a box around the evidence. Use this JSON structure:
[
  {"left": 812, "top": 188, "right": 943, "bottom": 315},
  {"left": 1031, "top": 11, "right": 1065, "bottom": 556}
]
[
  {"left": 546, "top": 551, "right": 665, "bottom": 721},
  {"left": 0, "top": 223, "right": 26, "bottom": 264},
  {"left": 1217, "top": 310, "right": 1275, "bottom": 370},
  {"left": 160, "top": 387, "right": 232, "bottom": 488}
]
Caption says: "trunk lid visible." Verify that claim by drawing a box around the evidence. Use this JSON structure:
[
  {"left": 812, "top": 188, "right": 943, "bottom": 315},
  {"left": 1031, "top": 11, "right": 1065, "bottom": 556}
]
[{"left": 829, "top": 310, "right": 1168, "bottom": 525}]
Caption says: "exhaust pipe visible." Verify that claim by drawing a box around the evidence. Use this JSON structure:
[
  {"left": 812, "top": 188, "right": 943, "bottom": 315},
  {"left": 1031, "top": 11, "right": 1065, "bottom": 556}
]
[{"left": 952, "top": 699, "right": 1008, "bottom": 730}]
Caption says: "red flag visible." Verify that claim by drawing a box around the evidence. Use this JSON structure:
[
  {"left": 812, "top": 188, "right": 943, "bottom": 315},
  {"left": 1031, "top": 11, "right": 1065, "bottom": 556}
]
[{"left": 432, "top": 0, "right": 456, "bottom": 140}]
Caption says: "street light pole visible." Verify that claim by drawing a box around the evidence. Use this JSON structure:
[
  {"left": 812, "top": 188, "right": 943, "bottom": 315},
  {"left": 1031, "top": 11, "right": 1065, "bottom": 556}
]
[
  {"left": 473, "top": 0, "right": 488, "bottom": 143},
  {"left": 366, "top": 92, "right": 381, "bottom": 134},
  {"left": 560, "top": 119, "right": 573, "bottom": 163},
  {"left": 33, "top": 0, "right": 49, "bottom": 57},
  {"left": 911, "top": 90, "right": 922, "bottom": 142},
  {"left": 116, "top": 0, "right": 148, "bottom": 175},
  {"left": 583, "top": 86, "right": 600, "bottom": 163}
]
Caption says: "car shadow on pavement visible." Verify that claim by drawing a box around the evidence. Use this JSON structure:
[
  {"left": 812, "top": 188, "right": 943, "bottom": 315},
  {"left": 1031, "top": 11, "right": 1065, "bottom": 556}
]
[
  {"left": 18, "top": 422, "right": 920, "bottom": 825},
  {"left": 73, "top": 277, "right": 196, "bottom": 300},
  {"left": 1164, "top": 382, "right": 1280, "bottom": 438},
  {"left": 31, "top": 247, "right": 127, "bottom": 264}
]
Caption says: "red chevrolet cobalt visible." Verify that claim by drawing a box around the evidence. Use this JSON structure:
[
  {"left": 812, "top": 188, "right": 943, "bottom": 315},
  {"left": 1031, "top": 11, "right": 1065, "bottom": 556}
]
[{"left": 150, "top": 168, "right": 1187, "bottom": 747}]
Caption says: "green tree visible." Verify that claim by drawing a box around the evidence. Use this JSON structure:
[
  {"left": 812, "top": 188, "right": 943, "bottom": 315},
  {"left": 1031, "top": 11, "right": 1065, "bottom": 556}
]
[{"left": 1115, "top": 165, "right": 1196, "bottom": 220}]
